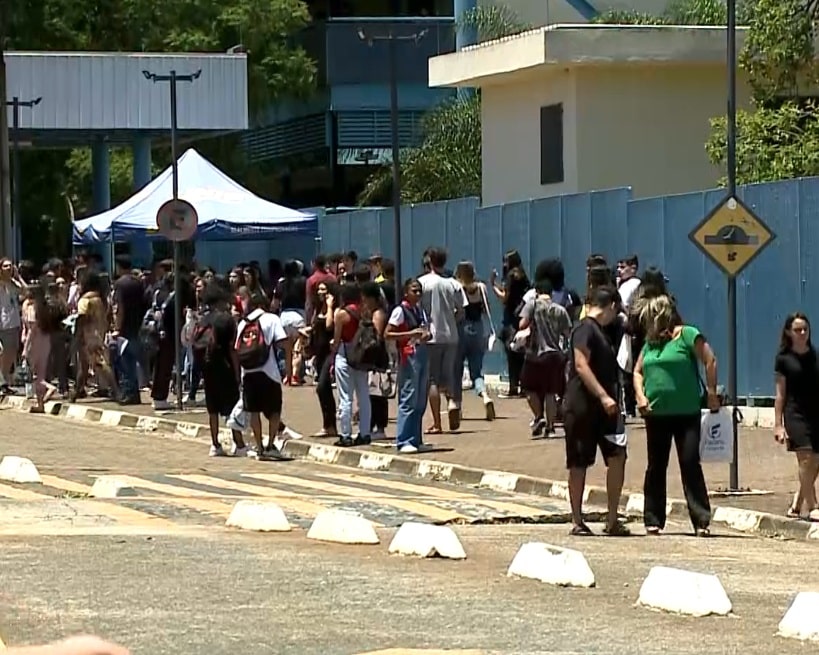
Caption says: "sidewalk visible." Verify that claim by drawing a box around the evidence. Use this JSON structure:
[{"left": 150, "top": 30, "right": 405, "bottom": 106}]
[{"left": 54, "top": 385, "right": 796, "bottom": 517}]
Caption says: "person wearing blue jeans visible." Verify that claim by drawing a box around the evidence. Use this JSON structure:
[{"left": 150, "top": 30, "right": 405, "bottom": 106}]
[
  {"left": 116, "top": 334, "right": 143, "bottom": 405},
  {"left": 386, "top": 278, "right": 432, "bottom": 454},
  {"left": 452, "top": 263, "right": 495, "bottom": 420}
]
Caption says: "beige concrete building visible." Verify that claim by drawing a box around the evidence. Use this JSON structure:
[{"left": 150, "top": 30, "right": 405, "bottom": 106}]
[{"left": 428, "top": 25, "right": 752, "bottom": 206}]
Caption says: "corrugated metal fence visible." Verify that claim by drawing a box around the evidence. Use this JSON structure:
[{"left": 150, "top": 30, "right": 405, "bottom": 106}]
[{"left": 315, "top": 178, "right": 819, "bottom": 397}]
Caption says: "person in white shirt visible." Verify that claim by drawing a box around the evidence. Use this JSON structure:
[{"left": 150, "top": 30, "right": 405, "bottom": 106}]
[
  {"left": 235, "top": 293, "right": 288, "bottom": 460},
  {"left": 616, "top": 255, "right": 642, "bottom": 312}
]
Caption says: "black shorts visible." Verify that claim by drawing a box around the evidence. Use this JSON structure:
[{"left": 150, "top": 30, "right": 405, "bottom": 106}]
[
  {"left": 563, "top": 407, "right": 626, "bottom": 469},
  {"left": 242, "top": 371, "right": 283, "bottom": 419},
  {"left": 202, "top": 364, "right": 240, "bottom": 417},
  {"left": 520, "top": 351, "right": 566, "bottom": 397}
]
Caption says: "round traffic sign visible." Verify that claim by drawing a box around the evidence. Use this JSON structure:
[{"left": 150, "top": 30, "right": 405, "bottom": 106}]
[{"left": 156, "top": 198, "right": 198, "bottom": 241}]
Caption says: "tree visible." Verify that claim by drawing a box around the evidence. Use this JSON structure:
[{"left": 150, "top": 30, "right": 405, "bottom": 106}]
[
  {"left": 7, "top": 0, "right": 316, "bottom": 260},
  {"left": 358, "top": 6, "right": 529, "bottom": 206},
  {"left": 703, "top": 0, "right": 818, "bottom": 185}
]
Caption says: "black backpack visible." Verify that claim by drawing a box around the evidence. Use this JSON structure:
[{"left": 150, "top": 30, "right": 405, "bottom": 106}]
[
  {"left": 191, "top": 312, "right": 216, "bottom": 363},
  {"left": 236, "top": 316, "right": 270, "bottom": 369},
  {"left": 344, "top": 308, "right": 387, "bottom": 371}
]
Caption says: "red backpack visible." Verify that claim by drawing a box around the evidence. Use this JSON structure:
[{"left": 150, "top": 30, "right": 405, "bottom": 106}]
[{"left": 236, "top": 316, "right": 270, "bottom": 369}]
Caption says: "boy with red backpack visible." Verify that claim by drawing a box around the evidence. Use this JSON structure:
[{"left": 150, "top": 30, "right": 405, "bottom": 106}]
[{"left": 235, "top": 292, "right": 289, "bottom": 460}]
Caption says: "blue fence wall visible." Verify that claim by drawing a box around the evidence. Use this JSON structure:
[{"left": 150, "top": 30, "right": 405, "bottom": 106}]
[
  {"left": 192, "top": 177, "right": 819, "bottom": 396},
  {"left": 315, "top": 178, "right": 819, "bottom": 397}
]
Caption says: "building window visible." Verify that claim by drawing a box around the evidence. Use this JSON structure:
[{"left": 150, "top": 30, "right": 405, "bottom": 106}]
[{"left": 540, "top": 103, "right": 564, "bottom": 185}]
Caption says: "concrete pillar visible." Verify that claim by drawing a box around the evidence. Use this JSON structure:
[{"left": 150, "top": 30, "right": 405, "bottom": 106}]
[
  {"left": 131, "top": 136, "right": 153, "bottom": 268},
  {"left": 455, "top": 0, "right": 477, "bottom": 99},
  {"left": 91, "top": 140, "right": 112, "bottom": 272}
]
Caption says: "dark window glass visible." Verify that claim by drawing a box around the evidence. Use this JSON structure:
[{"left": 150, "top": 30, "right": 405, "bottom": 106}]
[{"left": 540, "top": 103, "right": 564, "bottom": 185}]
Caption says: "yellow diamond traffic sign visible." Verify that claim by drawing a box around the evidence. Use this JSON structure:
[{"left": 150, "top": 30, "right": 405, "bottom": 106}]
[{"left": 689, "top": 194, "right": 775, "bottom": 278}]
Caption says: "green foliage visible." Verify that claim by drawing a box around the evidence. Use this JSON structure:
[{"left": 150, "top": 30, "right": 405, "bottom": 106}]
[
  {"left": 358, "top": 94, "right": 481, "bottom": 206},
  {"left": 7, "top": 0, "right": 316, "bottom": 259},
  {"left": 456, "top": 5, "right": 532, "bottom": 42},
  {"left": 593, "top": 0, "right": 737, "bottom": 26},
  {"left": 707, "top": 103, "right": 819, "bottom": 185},
  {"left": 360, "top": 5, "right": 526, "bottom": 205},
  {"left": 704, "top": 0, "right": 819, "bottom": 185}
]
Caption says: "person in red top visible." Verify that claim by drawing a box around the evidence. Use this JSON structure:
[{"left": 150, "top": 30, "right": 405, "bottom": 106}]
[
  {"left": 332, "top": 283, "right": 371, "bottom": 448},
  {"left": 306, "top": 254, "right": 337, "bottom": 324},
  {"left": 386, "top": 278, "right": 432, "bottom": 454}
]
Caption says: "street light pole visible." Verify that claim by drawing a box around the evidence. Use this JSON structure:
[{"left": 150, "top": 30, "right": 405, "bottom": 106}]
[
  {"left": 726, "top": 0, "right": 740, "bottom": 490},
  {"left": 142, "top": 68, "right": 201, "bottom": 411},
  {"left": 358, "top": 24, "right": 427, "bottom": 280},
  {"left": 5, "top": 96, "right": 41, "bottom": 262}
]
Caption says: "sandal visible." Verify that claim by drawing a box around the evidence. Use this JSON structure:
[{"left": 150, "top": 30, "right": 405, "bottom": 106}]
[
  {"left": 786, "top": 506, "right": 801, "bottom": 519},
  {"left": 603, "top": 521, "right": 631, "bottom": 537},
  {"left": 570, "top": 523, "right": 594, "bottom": 536},
  {"left": 646, "top": 526, "right": 661, "bottom": 536},
  {"left": 808, "top": 509, "right": 819, "bottom": 523},
  {"left": 425, "top": 426, "right": 443, "bottom": 435},
  {"left": 695, "top": 527, "right": 712, "bottom": 538}
]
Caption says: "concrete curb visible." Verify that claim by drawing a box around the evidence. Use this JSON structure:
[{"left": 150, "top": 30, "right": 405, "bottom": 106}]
[{"left": 2, "top": 394, "right": 813, "bottom": 542}]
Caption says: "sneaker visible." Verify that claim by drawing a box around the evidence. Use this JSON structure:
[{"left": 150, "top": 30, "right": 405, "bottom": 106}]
[
  {"left": 152, "top": 400, "right": 171, "bottom": 411},
  {"left": 280, "top": 426, "right": 303, "bottom": 440},
  {"left": 398, "top": 444, "right": 419, "bottom": 454},
  {"left": 498, "top": 390, "right": 522, "bottom": 399},
  {"left": 371, "top": 430, "right": 387, "bottom": 441},
  {"left": 209, "top": 444, "right": 227, "bottom": 457},
  {"left": 353, "top": 433, "right": 371, "bottom": 446},
  {"left": 231, "top": 445, "right": 249, "bottom": 458},
  {"left": 482, "top": 393, "right": 496, "bottom": 421},
  {"left": 247, "top": 448, "right": 260, "bottom": 459},
  {"left": 531, "top": 417, "right": 547, "bottom": 438},
  {"left": 334, "top": 436, "right": 354, "bottom": 447}
]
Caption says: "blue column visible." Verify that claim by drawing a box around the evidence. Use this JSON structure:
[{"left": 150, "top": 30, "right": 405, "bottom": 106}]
[
  {"left": 455, "top": 0, "right": 477, "bottom": 100},
  {"left": 131, "top": 136, "right": 153, "bottom": 268},
  {"left": 91, "top": 140, "right": 112, "bottom": 273}
]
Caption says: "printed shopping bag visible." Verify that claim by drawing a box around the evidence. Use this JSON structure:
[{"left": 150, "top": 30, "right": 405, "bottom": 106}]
[{"left": 699, "top": 407, "right": 734, "bottom": 463}]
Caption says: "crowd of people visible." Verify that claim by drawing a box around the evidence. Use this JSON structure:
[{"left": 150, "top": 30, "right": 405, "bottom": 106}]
[{"left": 1, "top": 244, "right": 818, "bottom": 533}]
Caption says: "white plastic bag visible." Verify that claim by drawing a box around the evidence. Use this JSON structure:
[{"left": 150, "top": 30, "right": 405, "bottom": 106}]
[
  {"left": 700, "top": 408, "right": 734, "bottom": 463},
  {"left": 227, "top": 398, "right": 249, "bottom": 432},
  {"left": 616, "top": 334, "right": 633, "bottom": 372}
]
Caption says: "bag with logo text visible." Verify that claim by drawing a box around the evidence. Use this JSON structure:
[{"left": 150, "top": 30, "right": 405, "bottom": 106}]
[{"left": 699, "top": 407, "right": 734, "bottom": 463}]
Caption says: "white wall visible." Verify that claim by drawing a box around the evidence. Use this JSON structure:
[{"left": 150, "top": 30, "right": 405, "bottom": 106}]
[
  {"left": 478, "top": 0, "right": 671, "bottom": 26},
  {"left": 573, "top": 65, "right": 752, "bottom": 198},
  {"left": 481, "top": 68, "right": 579, "bottom": 205}
]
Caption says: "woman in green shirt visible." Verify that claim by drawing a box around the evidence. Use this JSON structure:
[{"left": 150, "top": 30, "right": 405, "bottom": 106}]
[{"left": 633, "top": 295, "right": 720, "bottom": 537}]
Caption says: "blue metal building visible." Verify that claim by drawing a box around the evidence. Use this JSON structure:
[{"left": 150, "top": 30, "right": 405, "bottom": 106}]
[
  {"left": 5, "top": 51, "right": 248, "bottom": 264},
  {"left": 240, "top": 0, "right": 484, "bottom": 207}
]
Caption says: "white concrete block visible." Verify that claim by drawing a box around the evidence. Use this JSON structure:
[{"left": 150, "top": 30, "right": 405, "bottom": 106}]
[
  {"left": 89, "top": 476, "right": 137, "bottom": 498},
  {"left": 99, "top": 410, "right": 124, "bottom": 427},
  {"left": 306, "top": 509, "right": 379, "bottom": 544},
  {"left": 388, "top": 522, "right": 467, "bottom": 559},
  {"left": 479, "top": 471, "right": 519, "bottom": 492},
  {"left": 0, "top": 456, "right": 41, "bottom": 484},
  {"left": 638, "top": 566, "right": 732, "bottom": 617},
  {"left": 778, "top": 592, "right": 819, "bottom": 641},
  {"left": 755, "top": 408, "right": 775, "bottom": 429},
  {"left": 225, "top": 500, "right": 292, "bottom": 532},
  {"left": 507, "top": 542, "right": 596, "bottom": 588},
  {"left": 4, "top": 395, "right": 26, "bottom": 408},
  {"left": 136, "top": 416, "right": 160, "bottom": 432},
  {"left": 65, "top": 404, "right": 88, "bottom": 420},
  {"left": 175, "top": 422, "right": 202, "bottom": 438},
  {"left": 625, "top": 493, "right": 645, "bottom": 514}
]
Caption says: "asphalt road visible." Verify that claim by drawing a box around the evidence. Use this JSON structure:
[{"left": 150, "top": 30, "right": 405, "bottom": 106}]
[{"left": 0, "top": 410, "right": 813, "bottom": 655}]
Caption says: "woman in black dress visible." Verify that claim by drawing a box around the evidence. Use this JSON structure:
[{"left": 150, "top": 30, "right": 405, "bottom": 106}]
[{"left": 774, "top": 312, "right": 819, "bottom": 520}]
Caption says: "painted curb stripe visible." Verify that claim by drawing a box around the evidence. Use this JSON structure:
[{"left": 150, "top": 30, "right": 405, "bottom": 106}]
[{"left": 0, "top": 395, "right": 809, "bottom": 541}]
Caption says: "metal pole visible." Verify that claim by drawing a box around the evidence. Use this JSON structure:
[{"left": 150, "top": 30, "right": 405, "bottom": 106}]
[
  {"left": 169, "top": 70, "right": 184, "bottom": 412},
  {"left": 727, "top": 0, "right": 739, "bottom": 490},
  {"left": 388, "top": 31, "right": 403, "bottom": 280},
  {"left": 0, "top": 8, "right": 9, "bottom": 259},
  {"left": 10, "top": 97, "right": 17, "bottom": 262}
]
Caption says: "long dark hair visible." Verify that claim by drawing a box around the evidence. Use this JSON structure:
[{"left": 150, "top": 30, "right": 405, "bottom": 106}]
[
  {"left": 780, "top": 312, "right": 813, "bottom": 353},
  {"left": 502, "top": 250, "right": 527, "bottom": 282}
]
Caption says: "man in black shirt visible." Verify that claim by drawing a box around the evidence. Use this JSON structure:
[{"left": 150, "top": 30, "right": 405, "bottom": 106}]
[
  {"left": 113, "top": 255, "right": 147, "bottom": 405},
  {"left": 563, "top": 285, "right": 628, "bottom": 537}
]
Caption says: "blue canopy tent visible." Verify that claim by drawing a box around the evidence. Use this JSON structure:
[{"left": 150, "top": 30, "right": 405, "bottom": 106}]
[{"left": 72, "top": 148, "right": 317, "bottom": 245}]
